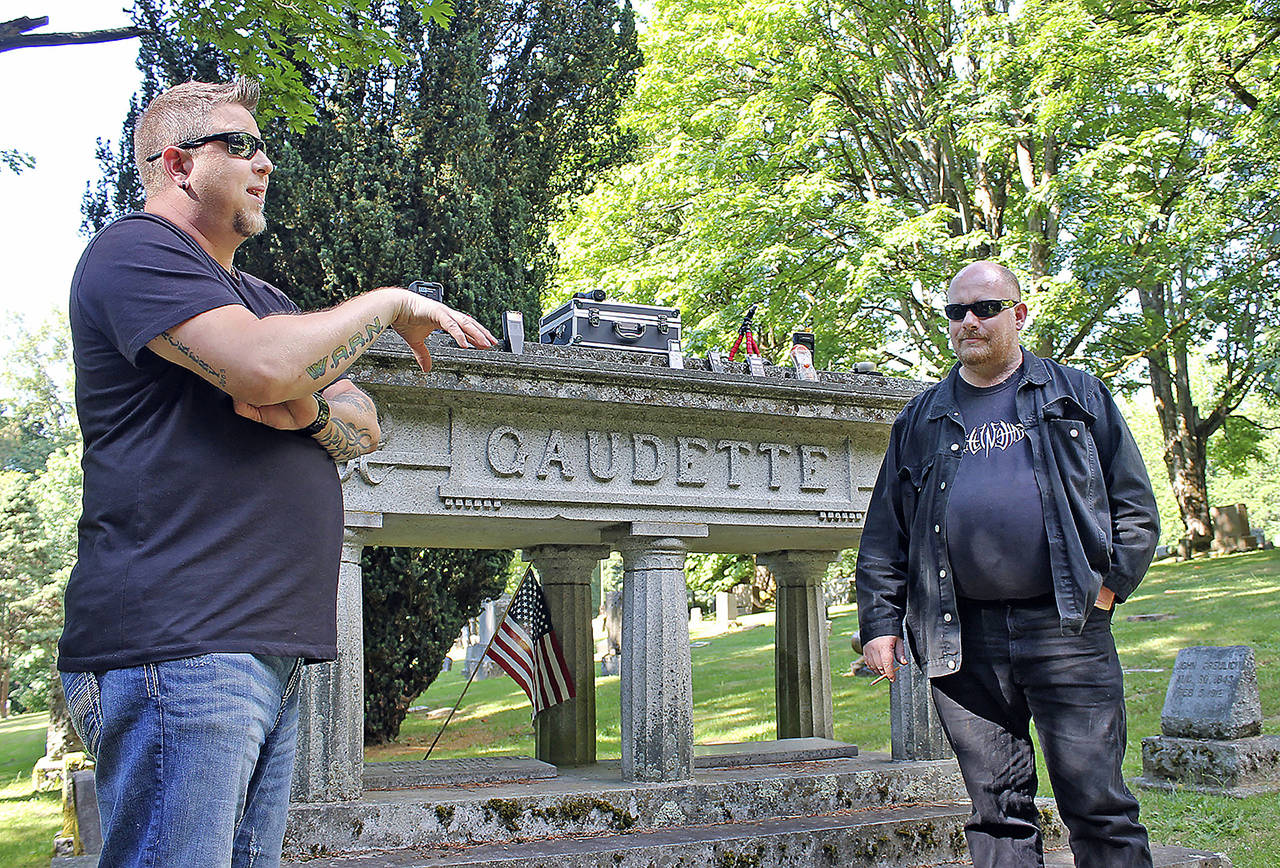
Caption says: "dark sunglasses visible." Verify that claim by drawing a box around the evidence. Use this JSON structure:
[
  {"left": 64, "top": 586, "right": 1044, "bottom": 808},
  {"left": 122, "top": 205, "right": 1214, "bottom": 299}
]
[
  {"left": 944, "top": 299, "right": 1017, "bottom": 321},
  {"left": 145, "top": 131, "right": 267, "bottom": 163}
]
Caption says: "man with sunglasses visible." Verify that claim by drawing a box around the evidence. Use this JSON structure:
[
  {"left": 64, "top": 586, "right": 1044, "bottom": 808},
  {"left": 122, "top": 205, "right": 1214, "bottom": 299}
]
[
  {"left": 856, "top": 261, "right": 1159, "bottom": 867},
  {"left": 57, "top": 78, "right": 496, "bottom": 867}
]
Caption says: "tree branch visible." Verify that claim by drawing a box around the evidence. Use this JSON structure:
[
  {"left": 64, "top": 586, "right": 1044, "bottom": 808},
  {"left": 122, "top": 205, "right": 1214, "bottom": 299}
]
[{"left": 0, "top": 17, "right": 147, "bottom": 53}]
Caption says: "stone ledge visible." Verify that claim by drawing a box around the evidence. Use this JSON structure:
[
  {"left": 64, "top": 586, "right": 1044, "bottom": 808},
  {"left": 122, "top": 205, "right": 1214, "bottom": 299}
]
[
  {"left": 693, "top": 737, "right": 857, "bottom": 768},
  {"left": 364, "top": 758, "right": 557, "bottom": 791}
]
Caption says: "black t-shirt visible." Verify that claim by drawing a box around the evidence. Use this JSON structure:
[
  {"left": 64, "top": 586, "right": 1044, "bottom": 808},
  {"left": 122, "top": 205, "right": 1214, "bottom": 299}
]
[
  {"left": 58, "top": 212, "right": 343, "bottom": 672},
  {"left": 946, "top": 366, "right": 1054, "bottom": 601}
]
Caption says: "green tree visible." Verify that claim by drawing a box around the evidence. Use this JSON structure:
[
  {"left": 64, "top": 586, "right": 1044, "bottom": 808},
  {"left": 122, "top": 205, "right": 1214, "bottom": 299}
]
[
  {"left": 0, "top": 315, "right": 77, "bottom": 474},
  {"left": 363, "top": 547, "right": 509, "bottom": 743},
  {"left": 4, "top": 3, "right": 452, "bottom": 131},
  {"left": 85, "top": 0, "right": 640, "bottom": 742},
  {"left": 0, "top": 316, "right": 81, "bottom": 718},
  {"left": 0, "top": 472, "right": 61, "bottom": 716},
  {"left": 553, "top": 0, "right": 1280, "bottom": 549}
]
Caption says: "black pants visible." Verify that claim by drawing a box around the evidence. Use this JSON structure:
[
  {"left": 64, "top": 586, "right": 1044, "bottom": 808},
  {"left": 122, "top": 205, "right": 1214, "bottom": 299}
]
[{"left": 930, "top": 596, "right": 1152, "bottom": 868}]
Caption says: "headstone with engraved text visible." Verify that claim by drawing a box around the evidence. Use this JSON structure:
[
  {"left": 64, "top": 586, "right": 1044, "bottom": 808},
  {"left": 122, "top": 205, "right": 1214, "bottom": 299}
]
[
  {"left": 1160, "top": 645, "right": 1260, "bottom": 740},
  {"left": 1139, "top": 644, "right": 1280, "bottom": 796}
]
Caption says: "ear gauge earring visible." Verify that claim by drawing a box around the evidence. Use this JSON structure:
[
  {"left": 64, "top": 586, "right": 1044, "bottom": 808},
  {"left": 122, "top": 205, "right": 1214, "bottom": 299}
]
[{"left": 178, "top": 180, "right": 189, "bottom": 190}]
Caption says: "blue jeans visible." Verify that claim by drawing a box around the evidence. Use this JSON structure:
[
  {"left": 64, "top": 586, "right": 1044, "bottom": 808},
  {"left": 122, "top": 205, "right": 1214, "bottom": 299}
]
[
  {"left": 930, "top": 596, "right": 1152, "bottom": 868},
  {"left": 62, "top": 654, "right": 303, "bottom": 868}
]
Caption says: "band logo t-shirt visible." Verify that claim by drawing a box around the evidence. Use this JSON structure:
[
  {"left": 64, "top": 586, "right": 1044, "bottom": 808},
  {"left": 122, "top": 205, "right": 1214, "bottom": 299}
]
[{"left": 945, "top": 365, "right": 1054, "bottom": 601}]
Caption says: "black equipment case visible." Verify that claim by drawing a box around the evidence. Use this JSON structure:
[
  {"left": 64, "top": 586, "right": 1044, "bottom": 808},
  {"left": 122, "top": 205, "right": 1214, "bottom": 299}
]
[{"left": 539, "top": 297, "right": 681, "bottom": 355}]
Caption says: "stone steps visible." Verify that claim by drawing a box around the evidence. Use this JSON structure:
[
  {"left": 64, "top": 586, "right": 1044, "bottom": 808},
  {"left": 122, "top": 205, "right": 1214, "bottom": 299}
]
[
  {"left": 280, "top": 811, "right": 1228, "bottom": 868},
  {"left": 282, "top": 801, "right": 976, "bottom": 867},
  {"left": 283, "top": 752, "right": 967, "bottom": 858}
]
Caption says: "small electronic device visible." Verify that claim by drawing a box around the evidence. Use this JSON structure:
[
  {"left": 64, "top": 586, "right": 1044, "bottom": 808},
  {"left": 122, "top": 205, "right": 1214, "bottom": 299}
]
[{"left": 408, "top": 280, "right": 444, "bottom": 302}]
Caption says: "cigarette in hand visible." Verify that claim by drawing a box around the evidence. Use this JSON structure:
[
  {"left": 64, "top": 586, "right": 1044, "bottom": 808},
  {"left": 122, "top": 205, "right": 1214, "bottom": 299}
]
[{"left": 870, "top": 672, "right": 890, "bottom": 686}]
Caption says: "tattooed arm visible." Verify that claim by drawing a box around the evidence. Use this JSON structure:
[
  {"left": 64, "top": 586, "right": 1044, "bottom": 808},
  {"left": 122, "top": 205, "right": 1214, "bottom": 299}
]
[
  {"left": 311, "top": 379, "right": 380, "bottom": 461},
  {"left": 145, "top": 287, "right": 496, "bottom": 406},
  {"left": 231, "top": 378, "right": 380, "bottom": 462}
]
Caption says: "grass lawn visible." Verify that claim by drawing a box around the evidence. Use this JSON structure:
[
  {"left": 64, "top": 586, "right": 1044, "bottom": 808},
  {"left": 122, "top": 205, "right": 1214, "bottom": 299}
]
[
  {"left": 0, "top": 713, "right": 61, "bottom": 868},
  {"left": 4, "top": 549, "right": 1278, "bottom": 867}
]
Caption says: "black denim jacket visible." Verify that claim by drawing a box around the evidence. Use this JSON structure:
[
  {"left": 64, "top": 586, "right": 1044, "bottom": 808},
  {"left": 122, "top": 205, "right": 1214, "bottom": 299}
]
[{"left": 855, "top": 350, "right": 1160, "bottom": 678}]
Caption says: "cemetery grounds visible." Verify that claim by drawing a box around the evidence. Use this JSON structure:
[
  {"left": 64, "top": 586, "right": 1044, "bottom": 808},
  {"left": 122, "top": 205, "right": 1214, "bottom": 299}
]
[{"left": 2, "top": 549, "right": 1278, "bottom": 867}]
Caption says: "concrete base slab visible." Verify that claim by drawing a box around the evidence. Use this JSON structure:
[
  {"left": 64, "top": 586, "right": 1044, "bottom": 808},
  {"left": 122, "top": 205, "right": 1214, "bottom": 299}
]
[
  {"left": 364, "top": 758, "right": 557, "bottom": 790},
  {"left": 929, "top": 845, "right": 1229, "bottom": 867},
  {"left": 1139, "top": 734, "right": 1280, "bottom": 796},
  {"left": 693, "top": 737, "right": 857, "bottom": 767}
]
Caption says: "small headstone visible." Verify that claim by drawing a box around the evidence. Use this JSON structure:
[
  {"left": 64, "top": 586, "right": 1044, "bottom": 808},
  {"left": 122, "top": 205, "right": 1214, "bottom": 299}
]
[
  {"left": 715, "top": 590, "right": 737, "bottom": 627},
  {"left": 463, "top": 643, "right": 491, "bottom": 680},
  {"left": 599, "top": 653, "right": 620, "bottom": 677},
  {"left": 688, "top": 606, "right": 702, "bottom": 623},
  {"left": 600, "top": 590, "right": 623, "bottom": 657},
  {"left": 1161, "top": 646, "right": 1261, "bottom": 740}
]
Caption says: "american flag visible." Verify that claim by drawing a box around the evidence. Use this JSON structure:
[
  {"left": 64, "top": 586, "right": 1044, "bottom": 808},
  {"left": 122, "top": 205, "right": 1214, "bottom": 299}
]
[{"left": 485, "top": 567, "right": 575, "bottom": 719}]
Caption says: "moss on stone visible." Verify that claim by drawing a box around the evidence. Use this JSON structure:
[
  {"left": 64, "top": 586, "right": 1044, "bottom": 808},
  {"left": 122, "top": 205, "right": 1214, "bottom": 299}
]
[
  {"left": 482, "top": 798, "right": 526, "bottom": 831},
  {"left": 532, "top": 796, "right": 636, "bottom": 830}
]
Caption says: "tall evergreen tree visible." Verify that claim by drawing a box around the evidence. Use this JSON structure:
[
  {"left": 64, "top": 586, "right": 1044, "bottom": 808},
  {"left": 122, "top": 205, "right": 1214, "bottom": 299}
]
[{"left": 84, "top": 0, "right": 639, "bottom": 742}]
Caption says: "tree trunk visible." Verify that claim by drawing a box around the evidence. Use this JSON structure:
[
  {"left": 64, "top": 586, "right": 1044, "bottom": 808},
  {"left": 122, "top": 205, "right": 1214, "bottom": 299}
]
[
  {"left": 1166, "top": 430, "right": 1213, "bottom": 552},
  {"left": 1137, "top": 277, "right": 1214, "bottom": 553},
  {"left": 0, "top": 667, "right": 8, "bottom": 718}
]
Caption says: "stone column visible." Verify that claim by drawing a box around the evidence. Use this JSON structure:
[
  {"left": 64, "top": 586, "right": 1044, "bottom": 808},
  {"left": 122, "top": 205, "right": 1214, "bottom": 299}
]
[
  {"left": 525, "top": 544, "right": 611, "bottom": 767},
  {"left": 292, "top": 529, "right": 366, "bottom": 802},
  {"left": 890, "top": 637, "right": 952, "bottom": 760},
  {"left": 618, "top": 536, "right": 695, "bottom": 782},
  {"left": 759, "top": 550, "right": 837, "bottom": 740}
]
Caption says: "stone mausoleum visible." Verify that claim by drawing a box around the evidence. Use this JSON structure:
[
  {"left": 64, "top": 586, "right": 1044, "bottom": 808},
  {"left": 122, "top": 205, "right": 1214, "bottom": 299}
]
[{"left": 293, "top": 333, "right": 923, "bottom": 800}]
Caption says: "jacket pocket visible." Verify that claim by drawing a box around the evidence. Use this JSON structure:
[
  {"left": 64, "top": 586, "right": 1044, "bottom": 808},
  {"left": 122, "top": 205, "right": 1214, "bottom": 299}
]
[
  {"left": 1043, "top": 398, "right": 1110, "bottom": 570},
  {"left": 898, "top": 456, "right": 934, "bottom": 522},
  {"left": 62, "top": 671, "right": 103, "bottom": 757}
]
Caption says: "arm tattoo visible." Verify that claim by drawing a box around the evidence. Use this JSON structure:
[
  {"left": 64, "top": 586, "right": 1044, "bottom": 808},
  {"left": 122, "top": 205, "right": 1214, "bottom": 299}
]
[
  {"left": 314, "top": 416, "right": 376, "bottom": 462},
  {"left": 160, "top": 331, "right": 227, "bottom": 389},
  {"left": 307, "top": 318, "right": 385, "bottom": 381},
  {"left": 329, "top": 388, "right": 376, "bottom": 416}
]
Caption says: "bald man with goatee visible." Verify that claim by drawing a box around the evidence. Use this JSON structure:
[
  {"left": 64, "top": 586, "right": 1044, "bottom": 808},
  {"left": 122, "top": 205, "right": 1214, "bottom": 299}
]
[{"left": 856, "top": 261, "right": 1160, "bottom": 867}]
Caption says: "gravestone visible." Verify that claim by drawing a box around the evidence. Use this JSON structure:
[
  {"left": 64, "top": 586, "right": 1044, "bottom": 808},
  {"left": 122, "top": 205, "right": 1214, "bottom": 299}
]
[
  {"left": 462, "top": 598, "right": 506, "bottom": 679},
  {"left": 600, "top": 589, "right": 622, "bottom": 676},
  {"left": 716, "top": 590, "right": 737, "bottom": 627},
  {"left": 1161, "top": 646, "right": 1259, "bottom": 740},
  {"left": 1138, "top": 645, "right": 1280, "bottom": 796},
  {"left": 1211, "top": 504, "right": 1257, "bottom": 554}
]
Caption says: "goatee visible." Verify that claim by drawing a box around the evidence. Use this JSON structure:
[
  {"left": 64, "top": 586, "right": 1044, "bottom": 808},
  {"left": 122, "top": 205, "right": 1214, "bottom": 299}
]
[{"left": 234, "top": 208, "right": 267, "bottom": 238}]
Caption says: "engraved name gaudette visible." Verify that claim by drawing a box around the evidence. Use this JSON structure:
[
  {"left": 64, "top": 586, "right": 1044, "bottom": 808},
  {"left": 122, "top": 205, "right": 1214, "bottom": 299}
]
[{"left": 484, "top": 426, "right": 836, "bottom": 493}]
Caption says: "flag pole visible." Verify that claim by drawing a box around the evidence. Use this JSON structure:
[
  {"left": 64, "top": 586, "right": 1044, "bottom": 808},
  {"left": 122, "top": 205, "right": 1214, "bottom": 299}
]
[{"left": 423, "top": 565, "right": 532, "bottom": 760}]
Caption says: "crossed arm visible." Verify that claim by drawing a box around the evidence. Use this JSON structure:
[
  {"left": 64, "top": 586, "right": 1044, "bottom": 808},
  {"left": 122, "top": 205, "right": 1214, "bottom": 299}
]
[{"left": 148, "top": 286, "right": 496, "bottom": 461}]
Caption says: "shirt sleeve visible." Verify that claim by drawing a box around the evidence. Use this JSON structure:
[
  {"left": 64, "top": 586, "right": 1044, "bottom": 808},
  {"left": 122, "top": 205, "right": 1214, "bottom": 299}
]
[{"left": 73, "top": 215, "right": 244, "bottom": 366}]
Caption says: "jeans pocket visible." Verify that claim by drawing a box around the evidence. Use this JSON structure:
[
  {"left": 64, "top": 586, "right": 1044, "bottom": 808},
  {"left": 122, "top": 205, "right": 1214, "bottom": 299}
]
[
  {"left": 62, "top": 671, "right": 103, "bottom": 757},
  {"left": 274, "top": 658, "right": 304, "bottom": 729}
]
